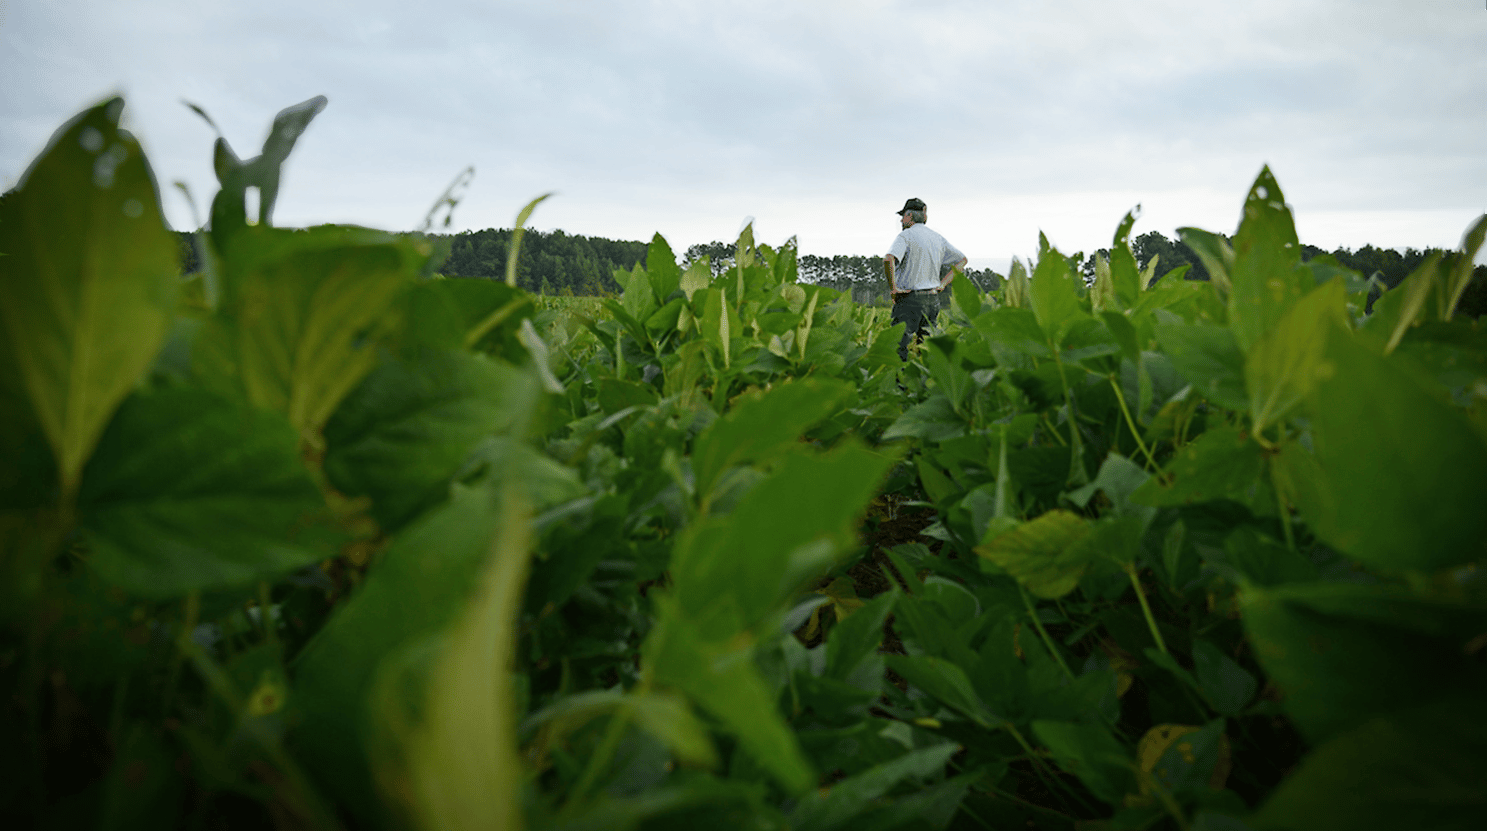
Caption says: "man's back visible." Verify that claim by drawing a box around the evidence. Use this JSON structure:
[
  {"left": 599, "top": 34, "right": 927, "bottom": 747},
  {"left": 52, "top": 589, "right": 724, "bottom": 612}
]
[{"left": 889, "top": 224, "right": 964, "bottom": 292}]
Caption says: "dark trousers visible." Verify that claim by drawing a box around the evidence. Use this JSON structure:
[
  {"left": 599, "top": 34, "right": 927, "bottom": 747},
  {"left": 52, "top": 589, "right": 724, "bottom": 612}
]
[{"left": 891, "top": 291, "right": 939, "bottom": 360}]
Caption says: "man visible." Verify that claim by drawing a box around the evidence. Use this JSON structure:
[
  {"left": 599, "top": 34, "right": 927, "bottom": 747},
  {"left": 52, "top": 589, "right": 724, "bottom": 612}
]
[{"left": 884, "top": 197, "right": 967, "bottom": 360}]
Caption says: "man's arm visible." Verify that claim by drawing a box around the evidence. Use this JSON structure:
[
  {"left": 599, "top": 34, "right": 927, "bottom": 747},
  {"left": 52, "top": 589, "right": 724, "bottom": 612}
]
[
  {"left": 937, "top": 256, "right": 968, "bottom": 291},
  {"left": 884, "top": 254, "right": 900, "bottom": 295}
]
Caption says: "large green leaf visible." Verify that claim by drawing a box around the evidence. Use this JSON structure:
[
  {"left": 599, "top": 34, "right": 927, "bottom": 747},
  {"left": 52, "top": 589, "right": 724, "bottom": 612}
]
[
  {"left": 1177, "top": 227, "right": 1234, "bottom": 297},
  {"left": 323, "top": 348, "right": 542, "bottom": 531},
  {"left": 1244, "top": 278, "right": 1347, "bottom": 433},
  {"left": 0, "top": 97, "right": 178, "bottom": 501},
  {"left": 1254, "top": 692, "right": 1487, "bottom": 831},
  {"left": 1191, "top": 639, "right": 1257, "bottom": 717},
  {"left": 690, "top": 377, "right": 854, "bottom": 503},
  {"left": 1131, "top": 426, "right": 1274, "bottom": 515},
  {"left": 881, "top": 393, "right": 966, "bottom": 443},
  {"left": 644, "top": 595, "right": 817, "bottom": 795},
  {"left": 397, "top": 485, "right": 532, "bottom": 831},
  {"left": 884, "top": 655, "right": 1002, "bottom": 729},
  {"left": 1239, "top": 581, "right": 1487, "bottom": 745},
  {"left": 290, "top": 481, "right": 509, "bottom": 824},
  {"left": 972, "top": 306, "right": 1052, "bottom": 368},
  {"left": 669, "top": 443, "right": 895, "bottom": 638},
  {"left": 1227, "top": 167, "right": 1308, "bottom": 353},
  {"left": 1065, "top": 452, "right": 1154, "bottom": 526},
  {"left": 1287, "top": 326, "right": 1487, "bottom": 571},
  {"left": 922, "top": 336, "right": 974, "bottom": 412},
  {"left": 206, "top": 225, "right": 427, "bottom": 445},
  {"left": 1153, "top": 322, "right": 1247, "bottom": 411},
  {"left": 77, "top": 386, "right": 339, "bottom": 598},
  {"left": 949, "top": 270, "right": 982, "bottom": 318},
  {"left": 824, "top": 591, "right": 895, "bottom": 686},
  {"left": 1032, "top": 719, "right": 1134, "bottom": 804},
  {"left": 645, "top": 444, "right": 895, "bottom": 793},
  {"left": 645, "top": 234, "right": 682, "bottom": 304},
  {"left": 1028, "top": 245, "right": 1085, "bottom": 346}
]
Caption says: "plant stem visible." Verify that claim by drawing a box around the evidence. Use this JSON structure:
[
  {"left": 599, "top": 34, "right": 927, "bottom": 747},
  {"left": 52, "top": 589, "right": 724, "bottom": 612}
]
[
  {"left": 1125, "top": 564, "right": 1168, "bottom": 656},
  {"left": 1020, "top": 585, "right": 1075, "bottom": 682},
  {"left": 1269, "top": 454, "right": 1297, "bottom": 552},
  {"left": 1006, "top": 724, "right": 1097, "bottom": 817},
  {"left": 1109, "top": 375, "right": 1159, "bottom": 470},
  {"left": 258, "top": 581, "right": 278, "bottom": 647},
  {"left": 566, "top": 708, "right": 631, "bottom": 811}
]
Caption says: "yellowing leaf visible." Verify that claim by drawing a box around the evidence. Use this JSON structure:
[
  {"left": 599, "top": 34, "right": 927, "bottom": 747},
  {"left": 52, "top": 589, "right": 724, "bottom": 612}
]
[{"left": 974, "top": 510, "right": 1091, "bottom": 599}]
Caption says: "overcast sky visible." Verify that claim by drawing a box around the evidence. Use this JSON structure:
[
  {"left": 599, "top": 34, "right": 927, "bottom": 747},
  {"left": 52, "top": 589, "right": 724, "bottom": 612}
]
[{"left": 3, "top": 0, "right": 1485, "bottom": 268}]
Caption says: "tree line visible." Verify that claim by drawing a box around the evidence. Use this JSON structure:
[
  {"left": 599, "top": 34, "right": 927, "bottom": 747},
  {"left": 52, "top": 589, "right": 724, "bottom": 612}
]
[{"left": 165, "top": 221, "right": 1485, "bottom": 314}]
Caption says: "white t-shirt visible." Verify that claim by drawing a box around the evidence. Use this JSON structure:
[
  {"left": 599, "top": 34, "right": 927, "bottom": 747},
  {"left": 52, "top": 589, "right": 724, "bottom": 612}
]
[{"left": 887, "top": 224, "right": 965, "bottom": 291}]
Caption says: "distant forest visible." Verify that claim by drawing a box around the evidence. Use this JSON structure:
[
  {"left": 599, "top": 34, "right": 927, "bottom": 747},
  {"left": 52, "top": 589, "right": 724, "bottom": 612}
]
[{"left": 172, "top": 224, "right": 1487, "bottom": 314}]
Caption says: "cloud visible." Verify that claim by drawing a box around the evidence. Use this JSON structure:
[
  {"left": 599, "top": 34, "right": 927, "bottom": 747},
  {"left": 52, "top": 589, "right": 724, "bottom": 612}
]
[{"left": 3, "top": 0, "right": 1484, "bottom": 258}]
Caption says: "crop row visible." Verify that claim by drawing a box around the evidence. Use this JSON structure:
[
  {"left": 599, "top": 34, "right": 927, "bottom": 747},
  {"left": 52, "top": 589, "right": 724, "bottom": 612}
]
[{"left": 2, "top": 97, "right": 1484, "bottom": 830}]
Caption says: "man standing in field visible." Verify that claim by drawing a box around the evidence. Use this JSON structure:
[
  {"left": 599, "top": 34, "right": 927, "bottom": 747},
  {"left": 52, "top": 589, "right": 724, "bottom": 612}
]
[{"left": 884, "top": 197, "right": 968, "bottom": 360}]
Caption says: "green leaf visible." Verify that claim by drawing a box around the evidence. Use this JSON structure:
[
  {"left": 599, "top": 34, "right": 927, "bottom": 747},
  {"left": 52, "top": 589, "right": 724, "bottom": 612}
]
[
  {"left": 881, "top": 393, "right": 966, "bottom": 443},
  {"left": 323, "top": 348, "right": 542, "bottom": 531},
  {"left": 698, "top": 286, "right": 733, "bottom": 368},
  {"left": 1239, "top": 581, "right": 1486, "bottom": 744},
  {"left": 1102, "top": 312, "right": 1141, "bottom": 363},
  {"left": 596, "top": 378, "right": 660, "bottom": 415},
  {"left": 77, "top": 387, "right": 339, "bottom": 598},
  {"left": 950, "top": 270, "right": 982, "bottom": 318},
  {"left": 1227, "top": 167, "right": 1308, "bottom": 353},
  {"left": 1289, "top": 326, "right": 1487, "bottom": 571},
  {"left": 679, "top": 259, "right": 712, "bottom": 301},
  {"left": 206, "top": 96, "right": 328, "bottom": 234},
  {"left": 1109, "top": 206, "right": 1144, "bottom": 308},
  {"left": 1131, "top": 426, "right": 1274, "bottom": 515},
  {"left": 646, "top": 233, "right": 682, "bottom": 303},
  {"left": 975, "top": 510, "right": 1092, "bottom": 599},
  {"left": 824, "top": 591, "right": 895, "bottom": 685},
  {"left": 398, "top": 484, "right": 532, "bottom": 831},
  {"left": 504, "top": 192, "right": 551, "bottom": 287},
  {"left": 922, "top": 336, "right": 974, "bottom": 411},
  {"left": 670, "top": 443, "right": 896, "bottom": 638},
  {"left": 1219, "top": 526, "right": 1318, "bottom": 588},
  {"left": 1144, "top": 647, "right": 1201, "bottom": 693},
  {"left": 787, "top": 743, "right": 960, "bottom": 831},
  {"left": 523, "top": 689, "right": 720, "bottom": 772},
  {"left": 1178, "top": 227, "right": 1235, "bottom": 297},
  {"left": 1191, "top": 640, "right": 1256, "bottom": 717},
  {"left": 1032, "top": 719, "right": 1135, "bottom": 804},
  {"left": 1065, "top": 452, "right": 1154, "bottom": 526},
  {"left": 1152, "top": 322, "right": 1247, "bottom": 411},
  {"left": 1029, "top": 246, "right": 1085, "bottom": 346},
  {"left": 885, "top": 655, "right": 1001, "bottom": 729},
  {"left": 1245, "top": 278, "right": 1348, "bottom": 433},
  {"left": 973, "top": 306, "right": 1052, "bottom": 365},
  {"left": 0, "top": 97, "right": 179, "bottom": 501},
  {"left": 1254, "top": 692, "right": 1487, "bottom": 831},
  {"left": 206, "top": 225, "right": 427, "bottom": 444},
  {"left": 644, "top": 595, "right": 816, "bottom": 794},
  {"left": 291, "top": 481, "right": 509, "bottom": 822},
  {"left": 691, "top": 378, "right": 854, "bottom": 502}
]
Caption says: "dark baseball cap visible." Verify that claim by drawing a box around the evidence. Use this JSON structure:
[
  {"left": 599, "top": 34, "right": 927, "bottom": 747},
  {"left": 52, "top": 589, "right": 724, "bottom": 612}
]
[{"left": 896, "top": 198, "right": 926, "bottom": 214}]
